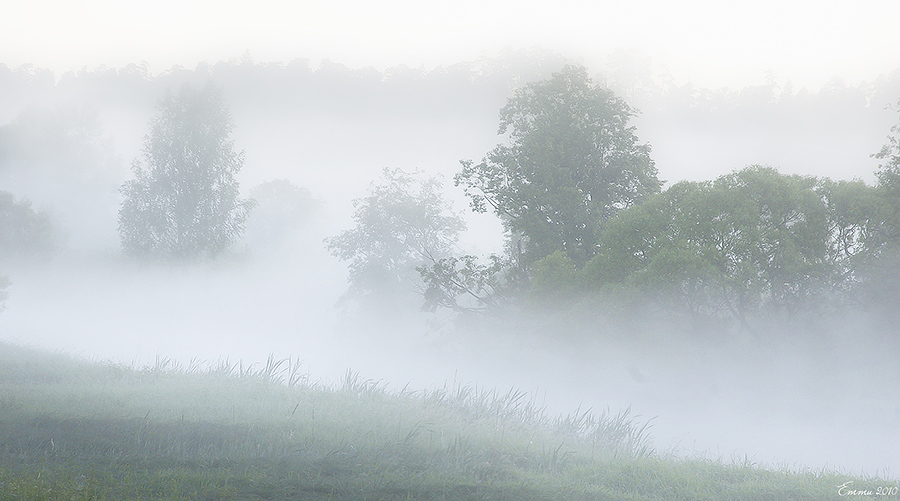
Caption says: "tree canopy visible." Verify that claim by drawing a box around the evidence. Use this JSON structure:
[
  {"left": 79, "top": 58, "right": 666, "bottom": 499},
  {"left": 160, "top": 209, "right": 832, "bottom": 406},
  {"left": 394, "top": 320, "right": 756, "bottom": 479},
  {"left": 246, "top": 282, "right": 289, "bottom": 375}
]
[
  {"left": 118, "top": 84, "right": 254, "bottom": 260},
  {"left": 573, "top": 165, "right": 896, "bottom": 329},
  {"left": 455, "top": 65, "right": 661, "bottom": 268},
  {"left": 326, "top": 168, "right": 465, "bottom": 303}
]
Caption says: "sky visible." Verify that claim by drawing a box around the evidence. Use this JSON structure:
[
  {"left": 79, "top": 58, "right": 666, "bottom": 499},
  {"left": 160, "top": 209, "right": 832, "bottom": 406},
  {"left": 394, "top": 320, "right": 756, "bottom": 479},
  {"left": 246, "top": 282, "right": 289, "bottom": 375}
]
[{"left": 3, "top": 0, "right": 900, "bottom": 90}]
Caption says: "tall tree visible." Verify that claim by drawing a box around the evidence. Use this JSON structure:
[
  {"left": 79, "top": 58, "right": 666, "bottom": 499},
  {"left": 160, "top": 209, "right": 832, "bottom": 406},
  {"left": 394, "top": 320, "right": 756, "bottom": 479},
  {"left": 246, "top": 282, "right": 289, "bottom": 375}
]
[
  {"left": 326, "top": 168, "right": 465, "bottom": 303},
  {"left": 874, "top": 98, "right": 900, "bottom": 247},
  {"left": 118, "top": 83, "right": 254, "bottom": 260},
  {"left": 456, "top": 65, "right": 660, "bottom": 268},
  {"left": 858, "top": 99, "right": 900, "bottom": 320}
]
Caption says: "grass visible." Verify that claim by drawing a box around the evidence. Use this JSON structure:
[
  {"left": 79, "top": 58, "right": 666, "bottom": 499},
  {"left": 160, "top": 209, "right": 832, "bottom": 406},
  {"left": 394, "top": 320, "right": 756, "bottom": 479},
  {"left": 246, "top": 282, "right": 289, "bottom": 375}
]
[{"left": 0, "top": 342, "right": 892, "bottom": 500}]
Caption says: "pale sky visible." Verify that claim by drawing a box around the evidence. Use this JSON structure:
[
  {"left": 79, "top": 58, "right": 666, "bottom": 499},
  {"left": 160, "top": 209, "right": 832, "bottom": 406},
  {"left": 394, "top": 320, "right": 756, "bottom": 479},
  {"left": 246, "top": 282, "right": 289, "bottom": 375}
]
[{"left": 2, "top": 0, "right": 899, "bottom": 89}]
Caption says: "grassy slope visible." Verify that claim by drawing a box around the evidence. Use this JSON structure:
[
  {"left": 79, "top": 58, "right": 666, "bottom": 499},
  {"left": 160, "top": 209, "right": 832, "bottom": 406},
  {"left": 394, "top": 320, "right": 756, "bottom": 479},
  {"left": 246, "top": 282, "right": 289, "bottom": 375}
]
[{"left": 0, "top": 342, "right": 886, "bottom": 500}]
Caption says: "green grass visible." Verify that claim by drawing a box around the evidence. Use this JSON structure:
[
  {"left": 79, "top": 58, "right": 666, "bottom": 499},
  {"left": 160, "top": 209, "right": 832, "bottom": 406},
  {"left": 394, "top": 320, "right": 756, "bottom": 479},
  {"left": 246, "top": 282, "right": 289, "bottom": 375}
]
[{"left": 0, "top": 342, "right": 892, "bottom": 500}]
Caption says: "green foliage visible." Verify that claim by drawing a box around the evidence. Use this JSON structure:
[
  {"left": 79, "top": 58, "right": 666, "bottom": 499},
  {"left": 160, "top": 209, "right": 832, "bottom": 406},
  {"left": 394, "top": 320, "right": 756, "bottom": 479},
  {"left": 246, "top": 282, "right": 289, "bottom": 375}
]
[
  {"left": 819, "top": 179, "right": 878, "bottom": 264},
  {"left": 530, "top": 251, "right": 580, "bottom": 303},
  {"left": 874, "top": 99, "right": 900, "bottom": 247},
  {"left": 456, "top": 65, "right": 661, "bottom": 268},
  {"left": 117, "top": 83, "right": 254, "bottom": 260},
  {"left": 714, "top": 167, "right": 830, "bottom": 315},
  {"left": 585, "top": 166, "right": 879, "bottom": 327},
  {"left": 327, "top": 168, "right": 465, "bottom": 302},
  {"left": 0, "top": 191, "right": 58, "bottom": 261},
  {"left": 855, "top": 101, "right": 900, "bottom": 319},
  {"left": 418, "top": 254, "right": 506, "bottom": 313}
]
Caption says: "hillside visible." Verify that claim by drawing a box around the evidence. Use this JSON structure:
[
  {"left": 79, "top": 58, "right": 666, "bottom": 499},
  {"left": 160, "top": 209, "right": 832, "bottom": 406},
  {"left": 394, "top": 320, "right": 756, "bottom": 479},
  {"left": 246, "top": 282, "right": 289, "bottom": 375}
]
[{"left": 0, "top": 341, "right": 884, "bottom": 500}]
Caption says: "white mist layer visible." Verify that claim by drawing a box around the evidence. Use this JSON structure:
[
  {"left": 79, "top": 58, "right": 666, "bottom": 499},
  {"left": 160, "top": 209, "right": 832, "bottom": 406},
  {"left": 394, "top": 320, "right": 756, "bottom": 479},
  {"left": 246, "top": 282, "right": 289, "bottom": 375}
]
[{"left": 2, "top": 247, "right": 897, "bottom": 480}]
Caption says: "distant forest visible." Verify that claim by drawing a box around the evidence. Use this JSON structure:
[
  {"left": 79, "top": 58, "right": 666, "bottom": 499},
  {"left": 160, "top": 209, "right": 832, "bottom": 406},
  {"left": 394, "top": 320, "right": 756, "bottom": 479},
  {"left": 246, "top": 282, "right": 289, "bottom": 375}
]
[{"left": 3, "top": 49, "right": 899, "bottom": 132}]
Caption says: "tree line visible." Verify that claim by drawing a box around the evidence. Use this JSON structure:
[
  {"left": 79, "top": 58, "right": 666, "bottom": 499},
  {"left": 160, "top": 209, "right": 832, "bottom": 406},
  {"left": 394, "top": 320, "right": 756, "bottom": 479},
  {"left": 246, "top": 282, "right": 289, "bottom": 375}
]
[
  {"left": 331, "top": 65, "right": 900, "bottom": 335},
  {"left": 3, "top": 61, "right": 900, "bottom": 335}
]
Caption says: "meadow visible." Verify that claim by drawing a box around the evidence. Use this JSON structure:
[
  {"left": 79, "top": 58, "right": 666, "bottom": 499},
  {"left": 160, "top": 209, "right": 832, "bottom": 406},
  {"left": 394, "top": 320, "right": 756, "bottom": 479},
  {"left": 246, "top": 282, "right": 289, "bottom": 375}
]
[{"left": 0, "top": 341, "right": 890, "bottom": 500}]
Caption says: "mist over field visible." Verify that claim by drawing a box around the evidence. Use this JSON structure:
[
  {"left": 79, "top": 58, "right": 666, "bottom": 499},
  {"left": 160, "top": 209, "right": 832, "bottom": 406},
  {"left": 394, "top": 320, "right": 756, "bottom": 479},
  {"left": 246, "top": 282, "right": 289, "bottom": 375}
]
[{"left": 2, "top": 53, "right": 900, "bottom": 486}]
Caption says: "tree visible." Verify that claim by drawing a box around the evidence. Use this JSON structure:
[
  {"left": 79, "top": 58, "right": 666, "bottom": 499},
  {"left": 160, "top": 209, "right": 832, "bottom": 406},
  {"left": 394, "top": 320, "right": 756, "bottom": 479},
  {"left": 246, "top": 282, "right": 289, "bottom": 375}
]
[
  {"left": 118, "top": 83, "right": 254, "bottom": 260},
  {"left": 455, "top": 65, "right": 660, "bottom": 268},
  {"left": 326, "top": 168, "right": 465, "bottom": 303},
  {"left": 857, "top": 100, "right": 900, "bottom": 320},
  {"left": 418, "top": 253, "right": 506, "bottom": 313},
  {"left": 873, "top": 98, "right": 900, "bottom": 247},
  {"left": 0, "top": 191, "right": 62, "bottom": 316},
  {"left": 530, "top": 251, "right": 580, "bottom": 303},
  {"left": 0, "top": 191, "right": 59, "bottom": 261},
  {"left": 585, "top": 166, "right": 844, "bottom": 329}
]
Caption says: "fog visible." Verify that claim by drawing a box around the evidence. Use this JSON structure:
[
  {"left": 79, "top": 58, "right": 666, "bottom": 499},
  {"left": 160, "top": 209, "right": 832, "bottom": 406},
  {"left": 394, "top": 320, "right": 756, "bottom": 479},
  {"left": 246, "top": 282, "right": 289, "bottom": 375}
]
[{"left": 2, "top": 55, "right": 900, "bottom": 482}]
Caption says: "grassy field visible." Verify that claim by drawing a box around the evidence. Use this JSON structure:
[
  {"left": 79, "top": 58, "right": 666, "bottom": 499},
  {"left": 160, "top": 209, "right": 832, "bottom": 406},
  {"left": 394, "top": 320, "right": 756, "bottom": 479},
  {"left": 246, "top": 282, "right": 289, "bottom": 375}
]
[{"left": 0, "top": 341, "right": 892, "bottom": 500}]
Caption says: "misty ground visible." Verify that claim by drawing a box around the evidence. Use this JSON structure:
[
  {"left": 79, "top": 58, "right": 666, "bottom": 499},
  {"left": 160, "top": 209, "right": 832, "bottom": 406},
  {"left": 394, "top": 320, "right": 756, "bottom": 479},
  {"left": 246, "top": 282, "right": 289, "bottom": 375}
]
[{"left": 3, "top": 243, "right": 898, "bottom": 481}]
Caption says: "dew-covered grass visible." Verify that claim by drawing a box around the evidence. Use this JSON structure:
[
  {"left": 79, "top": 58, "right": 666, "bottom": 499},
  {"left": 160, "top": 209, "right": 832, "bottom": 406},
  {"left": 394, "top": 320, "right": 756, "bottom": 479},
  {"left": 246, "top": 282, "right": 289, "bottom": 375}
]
[{"left": 0, "top": 341, "right": 891, "bottom": 500}]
